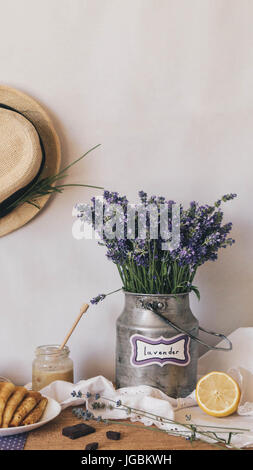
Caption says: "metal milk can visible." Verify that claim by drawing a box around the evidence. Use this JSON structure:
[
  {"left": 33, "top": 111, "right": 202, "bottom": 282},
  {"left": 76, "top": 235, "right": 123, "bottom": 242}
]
[{"left": 116, "top": 292, "right": 232, "bottom": 398}]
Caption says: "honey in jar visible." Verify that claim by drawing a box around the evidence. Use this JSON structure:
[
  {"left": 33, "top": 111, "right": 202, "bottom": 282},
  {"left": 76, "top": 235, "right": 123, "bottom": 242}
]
[{"left": 32, "top": 344, "right": 74, "bottom": 391}]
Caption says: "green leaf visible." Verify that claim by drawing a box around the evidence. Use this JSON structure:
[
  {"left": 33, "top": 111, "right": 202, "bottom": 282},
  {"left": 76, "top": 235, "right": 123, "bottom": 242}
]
[
  {"left": 2, "top": 144, "right": 103, "bottom": 213},
  {"left": 190, "top": 285, "right": 201, "bottom": 301}
]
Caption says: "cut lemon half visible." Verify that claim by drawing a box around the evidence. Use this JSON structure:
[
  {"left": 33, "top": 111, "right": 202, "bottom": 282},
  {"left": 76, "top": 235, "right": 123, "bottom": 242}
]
[{"left": 196, "top": 371, "right": 241, "bottom": 417}]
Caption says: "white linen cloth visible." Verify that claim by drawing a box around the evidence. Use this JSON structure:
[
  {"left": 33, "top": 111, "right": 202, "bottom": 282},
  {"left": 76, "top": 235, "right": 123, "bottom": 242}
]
[{"left": 39, "top": 328, "right": 253, "bottom": 448}]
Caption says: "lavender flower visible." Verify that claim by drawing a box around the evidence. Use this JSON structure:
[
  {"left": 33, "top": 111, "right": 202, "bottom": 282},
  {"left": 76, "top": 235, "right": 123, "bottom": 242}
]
[
  {"left": 76, "top": 190, "right": 237, "bottom": 298},
  {"left": 71, "top": 391, "right": 245, "bottom": 448},
  {"left": 90, "top": 294, "right": 106, "bottom": 305},
  {"left": 90, "top": 288, "right": 122, "bottom": 306}
]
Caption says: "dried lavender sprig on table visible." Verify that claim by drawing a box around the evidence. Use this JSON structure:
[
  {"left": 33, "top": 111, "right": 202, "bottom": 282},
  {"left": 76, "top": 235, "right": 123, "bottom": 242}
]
[{"left": 71, "top": 390, "right": 248, "bottom": 449}]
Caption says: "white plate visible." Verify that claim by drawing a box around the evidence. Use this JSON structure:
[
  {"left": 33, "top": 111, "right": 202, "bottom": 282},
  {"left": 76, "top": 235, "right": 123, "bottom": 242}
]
[{"left": 0, "top": 396, "right": 61, "bottom": 436}]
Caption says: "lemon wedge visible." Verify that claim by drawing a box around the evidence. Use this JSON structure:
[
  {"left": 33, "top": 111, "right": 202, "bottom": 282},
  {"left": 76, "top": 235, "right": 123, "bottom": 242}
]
[{"left": 196, "top": 371, "right": 241, "bottom": 417}]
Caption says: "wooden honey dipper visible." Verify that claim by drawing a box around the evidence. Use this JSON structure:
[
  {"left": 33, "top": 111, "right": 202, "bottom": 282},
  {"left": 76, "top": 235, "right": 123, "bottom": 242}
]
[{"left": 59, "top": 303, "right": 89, "bottom": 350}]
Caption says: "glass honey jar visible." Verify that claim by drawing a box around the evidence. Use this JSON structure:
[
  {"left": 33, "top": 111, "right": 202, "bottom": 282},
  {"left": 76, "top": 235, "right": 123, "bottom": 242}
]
[{"left": 32, "top": 344, "right": 74, "bottom": 391}]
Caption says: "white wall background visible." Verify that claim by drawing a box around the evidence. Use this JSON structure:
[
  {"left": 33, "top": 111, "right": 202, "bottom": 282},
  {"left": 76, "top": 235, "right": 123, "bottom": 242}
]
[{"left": 0, "top": 0, "right": 252, "bottom": 385}]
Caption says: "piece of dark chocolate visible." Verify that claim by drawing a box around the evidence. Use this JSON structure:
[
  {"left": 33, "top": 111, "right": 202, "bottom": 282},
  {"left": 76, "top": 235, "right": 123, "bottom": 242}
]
[
  {"left": 85, "top": 442, "right": 99, "bottom": 450},
  {"left": 106, "top": 430, "right": 121, "bottom": 440},
  {"left": 62, "top": 423, "right": 96, "bottom": 439}
]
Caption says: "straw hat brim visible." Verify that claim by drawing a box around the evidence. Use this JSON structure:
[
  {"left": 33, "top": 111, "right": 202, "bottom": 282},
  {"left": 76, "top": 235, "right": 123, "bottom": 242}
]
[{"left": 0, "top": 85, "right": 61, "bottom": 237}]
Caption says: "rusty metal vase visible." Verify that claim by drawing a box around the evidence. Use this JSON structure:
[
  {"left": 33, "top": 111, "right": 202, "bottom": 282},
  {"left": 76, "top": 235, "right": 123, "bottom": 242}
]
[{"left": 115, "top": 292, "right": 199, "bottom": 398}]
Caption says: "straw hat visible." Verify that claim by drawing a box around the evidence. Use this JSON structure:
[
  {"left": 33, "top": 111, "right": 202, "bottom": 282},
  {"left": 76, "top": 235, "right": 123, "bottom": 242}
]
[{"left": 0, "top": 85, "right": 61, "bottom": 237}]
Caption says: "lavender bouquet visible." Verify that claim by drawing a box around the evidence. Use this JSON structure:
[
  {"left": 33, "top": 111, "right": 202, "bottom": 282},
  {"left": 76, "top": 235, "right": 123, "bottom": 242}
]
[{"left": 74, "top": 191, "right": 237, "bottom": 301}]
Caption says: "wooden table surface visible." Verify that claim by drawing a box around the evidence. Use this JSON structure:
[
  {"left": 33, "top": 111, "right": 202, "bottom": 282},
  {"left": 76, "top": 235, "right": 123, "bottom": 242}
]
[{"left": 24, "top": 406, "right": 227, "bottom": 450}]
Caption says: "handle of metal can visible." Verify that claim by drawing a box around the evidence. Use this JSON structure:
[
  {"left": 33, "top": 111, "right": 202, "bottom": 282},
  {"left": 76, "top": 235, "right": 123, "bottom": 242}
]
[{"left": 146, "top": 303, "right": 232, "bottom": 351}]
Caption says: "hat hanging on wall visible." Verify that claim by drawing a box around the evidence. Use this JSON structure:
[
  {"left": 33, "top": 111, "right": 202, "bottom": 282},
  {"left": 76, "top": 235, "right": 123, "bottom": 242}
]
[{"left": 0, "top": 85, "right": 61, "bottom": 237}]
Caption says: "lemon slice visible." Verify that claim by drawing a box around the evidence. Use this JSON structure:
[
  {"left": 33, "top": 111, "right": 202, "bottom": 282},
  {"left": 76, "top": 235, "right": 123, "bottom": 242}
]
[{"left": 196, "top": 371, "right": 241, "bottom": 417}]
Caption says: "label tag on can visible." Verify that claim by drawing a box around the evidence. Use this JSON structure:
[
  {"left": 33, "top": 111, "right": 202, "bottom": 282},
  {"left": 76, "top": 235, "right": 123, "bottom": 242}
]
[{"left": 130, "top": 333, "right": 190, "bottom": 367}]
